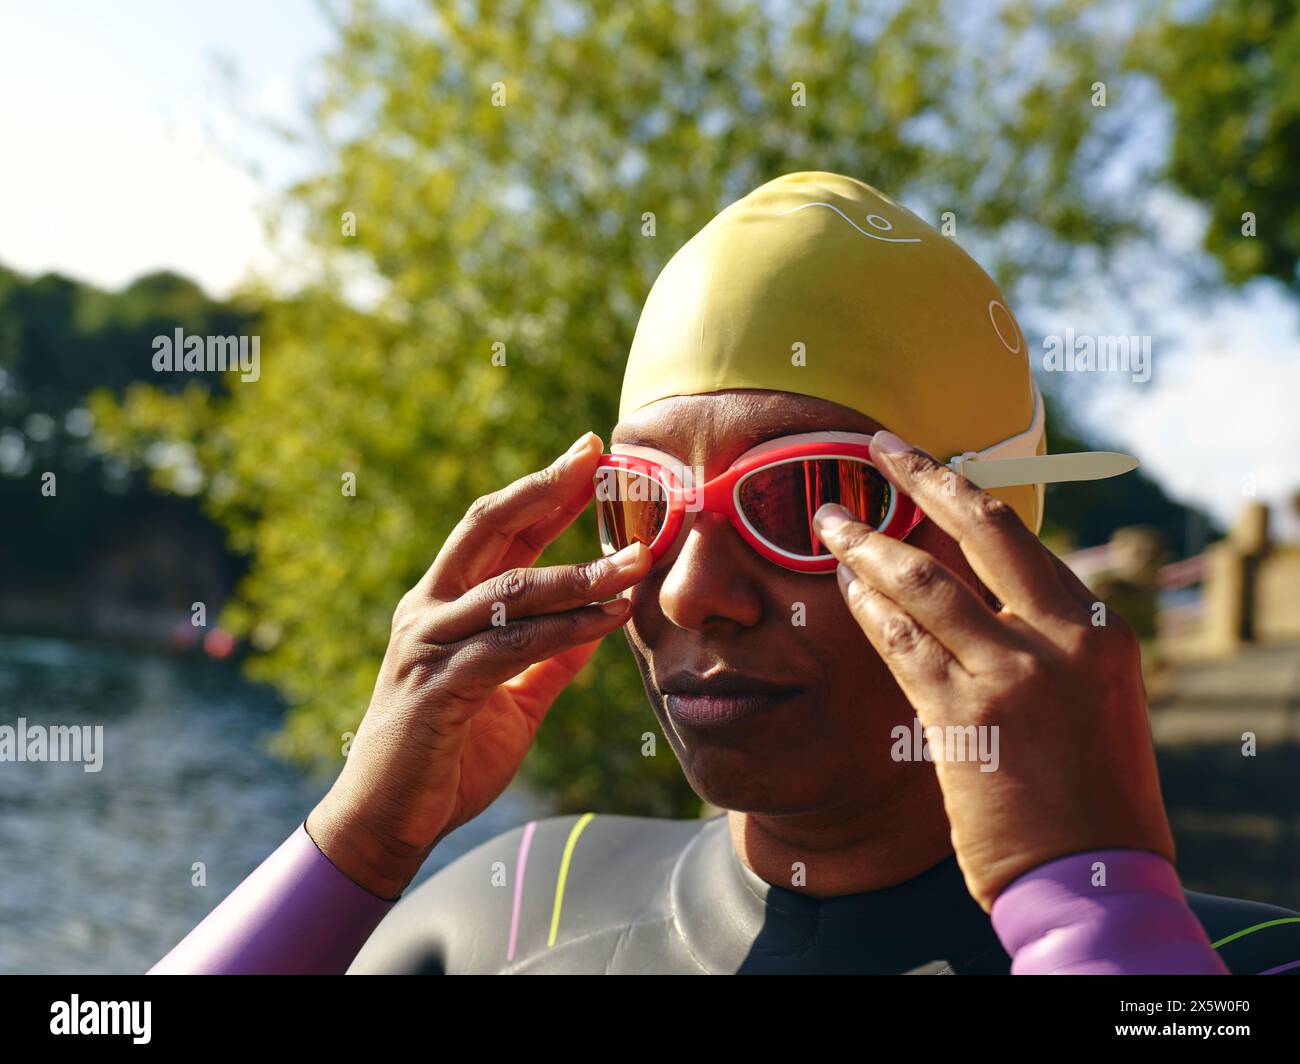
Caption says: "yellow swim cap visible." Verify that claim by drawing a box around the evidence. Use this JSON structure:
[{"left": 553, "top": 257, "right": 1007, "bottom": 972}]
[{"left": 619, "top": 171, "right": 1046, "bottom": 534}]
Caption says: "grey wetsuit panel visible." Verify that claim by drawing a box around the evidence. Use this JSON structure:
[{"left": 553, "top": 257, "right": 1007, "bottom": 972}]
[{"left": 348, "top": 814, "right": 1300, "bottom": 975}]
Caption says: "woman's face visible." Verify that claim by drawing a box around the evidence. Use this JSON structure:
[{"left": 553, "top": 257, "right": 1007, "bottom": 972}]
[{"left": 611, "top": 389, "right": 983, "bottom": 815}]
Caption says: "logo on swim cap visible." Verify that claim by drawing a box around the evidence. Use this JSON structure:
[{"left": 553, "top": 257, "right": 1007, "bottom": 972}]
[
  {"left": 775, "top": 201, "right": 921, "bottom": 245},
  {"left": 987, "top": 299, "right": 1023, "bottom": 356}
]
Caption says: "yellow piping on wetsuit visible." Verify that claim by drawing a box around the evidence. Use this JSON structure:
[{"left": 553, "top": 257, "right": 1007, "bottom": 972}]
[{"left": 548, "top": 812, "right": 596, "bottom": 948}]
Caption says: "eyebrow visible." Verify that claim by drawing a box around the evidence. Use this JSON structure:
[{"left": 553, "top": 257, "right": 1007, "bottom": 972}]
[{"left": 610, "top": 433, "right": 678, "bottom": 451}]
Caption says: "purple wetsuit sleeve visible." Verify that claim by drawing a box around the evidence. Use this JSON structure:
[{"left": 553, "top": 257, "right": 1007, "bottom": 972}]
[
  {"left": 148, "top": 820, "right": 398, "bottom": 975},
  {"left": 990, "top": 848, "right": 1229, "bottom": 975}
]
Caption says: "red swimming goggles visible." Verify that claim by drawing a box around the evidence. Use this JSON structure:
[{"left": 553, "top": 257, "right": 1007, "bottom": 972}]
[
  {"left": 594, "top": 431, "right": 924, "bottom": 574},
  {"left": 594, "top": 386, "right": 1141, "bottom": 574}
]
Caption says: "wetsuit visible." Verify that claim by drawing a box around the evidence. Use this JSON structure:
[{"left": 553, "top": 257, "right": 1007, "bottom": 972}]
[
  {"left": 349, "top": 814, "right": 1300, "bottom": 975},
  {"left": 150, "top": 813, "right": 1300, "bottom": 975}
]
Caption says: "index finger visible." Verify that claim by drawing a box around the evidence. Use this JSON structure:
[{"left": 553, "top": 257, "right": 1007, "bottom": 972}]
[
  {"left": 421, "top": 432, "right": 602, "bottom": 600},
  {"left": 867, "top": 430, "right": 1076, "bottom": 624}
]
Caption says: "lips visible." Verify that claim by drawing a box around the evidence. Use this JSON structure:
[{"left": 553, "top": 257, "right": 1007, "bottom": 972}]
[{"left": 659, "top": 669, "right": 802, "bottom": 728}]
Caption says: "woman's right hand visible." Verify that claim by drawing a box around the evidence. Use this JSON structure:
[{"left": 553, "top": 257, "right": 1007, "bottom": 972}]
[{"left": 306, "top": 432, "right": 649, "bottom": 898}]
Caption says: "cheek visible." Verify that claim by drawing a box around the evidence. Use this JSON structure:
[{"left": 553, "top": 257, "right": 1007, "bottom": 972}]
[
  {"left": 618, "top": 564, "right": 926, "bottom": 698},
  {"left": 623, "top": 574, "right": 665, "bottom": 649},
  {"left": 794, "top": 577, "right": 855, "bottom": 636},
  {"left": 798, "top": 578, "right": 895, "bottom": 687},
  {"left": 780, "top": 576, "right": 902, "bottom": 700}
]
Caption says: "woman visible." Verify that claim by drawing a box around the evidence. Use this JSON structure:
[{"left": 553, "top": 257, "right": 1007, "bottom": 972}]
[{"left": 151, "top": 173, "right": 1300, "bottom": 975}]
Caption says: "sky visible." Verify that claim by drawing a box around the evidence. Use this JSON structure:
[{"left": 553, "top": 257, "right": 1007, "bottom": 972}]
[
  {"left": 2, "top": 1, "right": 1297, "bottom": 540},
  {"left": 0, "top": 0, "right": 329, "bottom": 294}
]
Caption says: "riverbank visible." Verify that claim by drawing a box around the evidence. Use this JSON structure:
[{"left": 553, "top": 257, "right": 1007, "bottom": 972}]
[{"left": 0, "top": 634, "right": 544, "bottom": 974}]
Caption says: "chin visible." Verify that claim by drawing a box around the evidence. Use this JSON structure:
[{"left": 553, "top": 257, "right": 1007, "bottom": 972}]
[{"left": 679, "top": 745, "right": 834, "bottom": 815}]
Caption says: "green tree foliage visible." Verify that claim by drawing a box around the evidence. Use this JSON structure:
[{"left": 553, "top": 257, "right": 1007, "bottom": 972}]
[
  {"left": 0, "top": 265, "right": 251, "bottom": 594},
  {"left": 89, "top": 0, "right": 1207, "bottom": 815},
  {"left": 1139, "top": 0, "right": 1300, "bottom": 287}
]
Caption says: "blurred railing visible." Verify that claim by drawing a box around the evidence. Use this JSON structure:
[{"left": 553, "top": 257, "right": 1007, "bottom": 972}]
[{"left": 1062, "top": 501, "right": 1300, "bottom": 661}]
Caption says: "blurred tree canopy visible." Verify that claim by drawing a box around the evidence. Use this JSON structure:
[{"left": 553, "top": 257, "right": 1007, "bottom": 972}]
[
  {"left": 0, "top": 266, "right": 251, "bottom": 595},
  {"left": 1138, "top": 0, "right": 1300, "bottom": 288},
  {"left": 87, "top": 0, "right": 1247, "bottom": 815}
]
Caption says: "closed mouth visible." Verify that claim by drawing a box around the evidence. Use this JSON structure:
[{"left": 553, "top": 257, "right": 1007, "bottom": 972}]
[{"left": 659, "top": 670, "right": 803, "bottom": 727}]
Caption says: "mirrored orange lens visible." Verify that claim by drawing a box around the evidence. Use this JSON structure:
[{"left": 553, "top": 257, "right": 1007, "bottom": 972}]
[
  {"left": 595, "top": 468, "right": 669, "bottom": 552},
  {"left": 737, "top": 458, "right": 891, "bottom": 557}
]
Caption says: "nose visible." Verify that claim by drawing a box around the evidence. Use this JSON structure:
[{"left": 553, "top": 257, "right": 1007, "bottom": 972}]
[{"left": 657, "top": 511, "right": 764, "bottom": 631}]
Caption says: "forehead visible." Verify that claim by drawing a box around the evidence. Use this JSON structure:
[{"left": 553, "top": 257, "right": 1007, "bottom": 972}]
[{"left": 611, "top": 389, "right": 884, "bottom": 460}]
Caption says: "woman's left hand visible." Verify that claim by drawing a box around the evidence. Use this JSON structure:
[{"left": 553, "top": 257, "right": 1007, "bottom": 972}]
[{"left": 813, "top": 430, "right": 1175, "bottom": 912}]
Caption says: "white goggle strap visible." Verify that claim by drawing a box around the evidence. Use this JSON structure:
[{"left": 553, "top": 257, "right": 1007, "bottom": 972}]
[{"left": 945, "top": 382, "right": 1139, "bottom": 488}]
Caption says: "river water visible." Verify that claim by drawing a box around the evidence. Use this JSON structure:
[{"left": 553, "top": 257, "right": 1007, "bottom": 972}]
[{"left": 0, "top": 635, "right": 545, "bottom": 974}]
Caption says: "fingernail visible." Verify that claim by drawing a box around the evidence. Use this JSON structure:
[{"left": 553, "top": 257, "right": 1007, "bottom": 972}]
[
  {"left": 836, "top": 562, "right": 857, "bottom": 592},
  {"left": 608, "top": 542, "right": 646, "bottom": 571},
  {"left": 600, "top": 597, "right": 630, "bottom": 616},
  {"left": 814, "top": 503, "right": 852, "bottom": 531},
  {"left": 561, "top": 431, "right": 597, "bottom": 461},
  {"left": 871, "top": 430, "right": 911, "bottom": 455}
]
